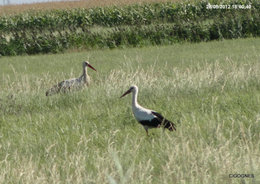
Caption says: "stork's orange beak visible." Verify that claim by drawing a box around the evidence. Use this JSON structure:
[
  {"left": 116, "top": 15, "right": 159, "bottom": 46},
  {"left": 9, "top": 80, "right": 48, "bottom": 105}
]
[
  {"left": 87, "top": 64, "right": 97, "bottom": 71},
  {"left": 120, "top": 88, "right": 131, "bottom": 98}
]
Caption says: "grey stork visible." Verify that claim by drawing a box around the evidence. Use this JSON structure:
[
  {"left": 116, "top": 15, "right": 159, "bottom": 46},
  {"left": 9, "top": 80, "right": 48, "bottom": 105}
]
[
  {"left": 120, "top": 85, "right": 176, "bottom": 135},
  {"left": 46, "top": 61, "right": 97, "bottom": 96}
]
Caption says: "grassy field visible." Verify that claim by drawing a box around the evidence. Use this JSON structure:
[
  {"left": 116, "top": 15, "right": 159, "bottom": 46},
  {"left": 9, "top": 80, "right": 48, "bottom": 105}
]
[{"left": 0, "top": 38, "right": 260, "bottom": 183}]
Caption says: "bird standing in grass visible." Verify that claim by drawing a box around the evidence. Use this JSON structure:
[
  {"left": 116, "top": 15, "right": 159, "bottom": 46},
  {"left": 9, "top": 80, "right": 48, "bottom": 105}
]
[
  {"left": 46, "top": 61, "right": 97, "bottom": 96},
  {"left": 120, "top": 85, "right": 176, "bottom": 135}
]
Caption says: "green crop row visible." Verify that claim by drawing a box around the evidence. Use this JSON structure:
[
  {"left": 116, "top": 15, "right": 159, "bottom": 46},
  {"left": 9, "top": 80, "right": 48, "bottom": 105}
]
[
  {"left": 1, "top": 12, "right": 259, "bottom": 56},
  {"left": 0, "top": 0, "right": 258, "bottom": 32}
]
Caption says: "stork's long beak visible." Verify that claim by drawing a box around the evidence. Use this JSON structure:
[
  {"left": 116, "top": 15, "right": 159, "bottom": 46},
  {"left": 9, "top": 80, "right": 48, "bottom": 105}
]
[
  {"left": 87, "top": 64, "right": 97, "bottom": 71},
  {"left": 120, "top": 89, "right": 131, "bottom": 98}
]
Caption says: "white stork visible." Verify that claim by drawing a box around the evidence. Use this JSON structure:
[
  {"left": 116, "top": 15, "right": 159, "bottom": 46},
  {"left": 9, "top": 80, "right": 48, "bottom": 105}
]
[
  {"left": 120, "top": 85, "right": 176, "bottom": 135},
  {"left": 46, "top": 61, "right": 97, "bottom": 96}
]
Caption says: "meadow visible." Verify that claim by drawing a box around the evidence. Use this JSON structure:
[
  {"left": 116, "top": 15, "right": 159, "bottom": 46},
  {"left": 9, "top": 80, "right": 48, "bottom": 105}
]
[{"left": 0, "top": 38, "right": 260, "bottom": 183}]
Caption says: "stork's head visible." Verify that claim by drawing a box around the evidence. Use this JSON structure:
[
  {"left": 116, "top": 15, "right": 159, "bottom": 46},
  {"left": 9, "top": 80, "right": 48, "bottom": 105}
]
[
  {"left": 83, "top": 61, "right": 97, "bottom": 71},
  {"left": 120, "top": 85, "right": 138, "bottom": 98}
]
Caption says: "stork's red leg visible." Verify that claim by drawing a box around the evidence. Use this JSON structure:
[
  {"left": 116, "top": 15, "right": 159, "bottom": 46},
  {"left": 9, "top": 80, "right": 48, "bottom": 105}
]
[{"left": 145, "top": 129, "right": 149, "bottom": 136}]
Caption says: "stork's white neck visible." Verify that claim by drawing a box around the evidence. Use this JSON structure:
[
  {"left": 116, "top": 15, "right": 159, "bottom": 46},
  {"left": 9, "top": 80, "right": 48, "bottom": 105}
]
[
  {"left": 77, "top": 66, "right": 89, "bottom": 85},
  {"left": 83, "top": 66, "right": 87, "bottom": 75},
  {"left": 130, "top": 87, "right": 154, "bottom": 122},
  {"left": 132, "top": 88, "right": 139, "bottom": 109},
  {"left": 83, "top": 66, "right": 88, "bottom": 79}
]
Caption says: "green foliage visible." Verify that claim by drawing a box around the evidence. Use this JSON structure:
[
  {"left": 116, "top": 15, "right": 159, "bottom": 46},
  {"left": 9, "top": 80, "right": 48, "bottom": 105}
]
[
  {"left": 1, "top": 0, "right": 258, "bottom": 31},
  {"left": 0, "top": 0, "right": 259, "bottom": 56}
]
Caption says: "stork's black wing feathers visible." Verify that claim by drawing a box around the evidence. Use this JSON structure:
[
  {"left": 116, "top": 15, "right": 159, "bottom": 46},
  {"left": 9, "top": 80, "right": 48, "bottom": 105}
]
[
  {"left": 151, "top": 111, "right": 164, "bottom": 120},
  {"left": 139, "top": 119, "right": 161, "bottom": 128},
  {"left": 152, "top": 111, "right": 176, "bottom": 131}
]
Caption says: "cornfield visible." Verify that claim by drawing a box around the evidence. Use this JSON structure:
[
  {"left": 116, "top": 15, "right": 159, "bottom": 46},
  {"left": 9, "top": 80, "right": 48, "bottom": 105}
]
[{"left": 0, "top": 0, "right": 259, "bottom": 56}]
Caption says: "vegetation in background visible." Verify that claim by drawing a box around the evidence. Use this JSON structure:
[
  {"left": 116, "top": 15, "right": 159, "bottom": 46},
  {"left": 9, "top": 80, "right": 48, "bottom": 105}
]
[
  {"left": 0, "top": 0, "right": 259, "bottom": 56},
  {"left": 0, "top": 0, "right": 182, "bottom": 16}
]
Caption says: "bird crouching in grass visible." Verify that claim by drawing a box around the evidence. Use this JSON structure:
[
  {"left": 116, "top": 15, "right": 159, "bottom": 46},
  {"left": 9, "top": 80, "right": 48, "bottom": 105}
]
[
  {"left": 120, "top": 85, "right": 176, "bottom": 136},
  {"left": 46, "top": 61, "right": 97, "bottom": 96}
]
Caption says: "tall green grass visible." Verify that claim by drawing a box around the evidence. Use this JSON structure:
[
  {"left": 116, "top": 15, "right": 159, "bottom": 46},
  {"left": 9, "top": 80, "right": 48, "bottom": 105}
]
[{"left": 0, "top": 38, "right": 260, "bottom": 183}]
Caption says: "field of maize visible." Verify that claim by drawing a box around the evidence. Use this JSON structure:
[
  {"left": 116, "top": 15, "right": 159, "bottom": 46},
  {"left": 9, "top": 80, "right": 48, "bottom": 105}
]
[{"left": 0, "top": 0, "right": 259, "bottom": 56}]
